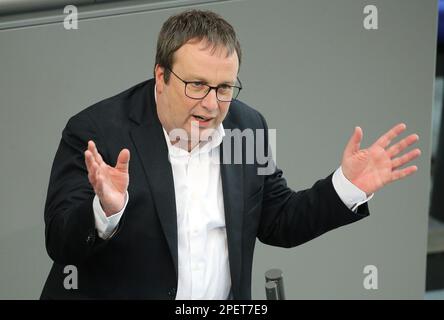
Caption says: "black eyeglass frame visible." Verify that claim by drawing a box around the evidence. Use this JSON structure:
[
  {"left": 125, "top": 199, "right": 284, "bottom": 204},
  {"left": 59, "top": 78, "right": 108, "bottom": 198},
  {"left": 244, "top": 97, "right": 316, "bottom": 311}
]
[{"left": 166, "top": 67, "right": 242, "bottom": 102}]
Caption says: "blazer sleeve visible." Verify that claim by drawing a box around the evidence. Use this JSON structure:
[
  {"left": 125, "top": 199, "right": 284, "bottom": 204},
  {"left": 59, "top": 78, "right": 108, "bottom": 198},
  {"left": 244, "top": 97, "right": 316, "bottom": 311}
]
[
  {"left": 44, "top": 111, "right": 113, "bottom": 265},
  {"left": 256, "top": 113, "right": 369, "bottom": 248}
]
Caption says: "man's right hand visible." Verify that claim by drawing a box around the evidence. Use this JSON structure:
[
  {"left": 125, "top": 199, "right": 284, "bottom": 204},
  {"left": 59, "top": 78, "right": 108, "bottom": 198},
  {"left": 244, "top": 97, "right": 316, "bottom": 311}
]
[{"left": 84, "top": 140, "right": 130, "bottom": 217}]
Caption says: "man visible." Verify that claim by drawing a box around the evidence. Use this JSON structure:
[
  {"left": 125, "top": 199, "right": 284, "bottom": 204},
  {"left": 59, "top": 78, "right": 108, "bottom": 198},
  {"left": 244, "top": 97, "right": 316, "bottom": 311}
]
[{"left": 41, "top": 10, "right": 420, "bottom": 299}]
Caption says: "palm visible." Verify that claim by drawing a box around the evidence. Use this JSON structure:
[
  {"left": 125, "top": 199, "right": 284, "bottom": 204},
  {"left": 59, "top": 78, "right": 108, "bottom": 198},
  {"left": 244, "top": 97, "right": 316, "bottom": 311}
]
[
  {"left": 84, "top": 141, "right": 130, "bottom": 215},
  {"left": 98, "top": 164, "right": 129, "bottom": 202},
  {"left": 341, "top": 124, "right": 420, "bottom": 195}
]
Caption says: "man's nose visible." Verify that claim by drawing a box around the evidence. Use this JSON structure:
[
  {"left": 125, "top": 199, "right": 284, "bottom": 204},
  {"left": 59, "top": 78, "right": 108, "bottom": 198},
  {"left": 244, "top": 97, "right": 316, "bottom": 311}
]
[{"left": 201, "top": 88, "right": 219, "bottom": 111}]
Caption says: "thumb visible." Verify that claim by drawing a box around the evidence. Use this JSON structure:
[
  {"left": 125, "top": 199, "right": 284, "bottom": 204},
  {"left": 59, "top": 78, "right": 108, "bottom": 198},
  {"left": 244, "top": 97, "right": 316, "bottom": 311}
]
[
  {"left": 115, "top": 148, "right": 130, "bottom": 171},
  {"left": 344, "top": 126, "right": 363, "bottom": 157}
]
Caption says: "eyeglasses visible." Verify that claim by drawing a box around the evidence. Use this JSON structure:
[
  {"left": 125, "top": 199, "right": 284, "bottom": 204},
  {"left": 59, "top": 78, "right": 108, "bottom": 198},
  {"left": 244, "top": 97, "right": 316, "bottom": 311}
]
[{"left": 167, "top": 68, "right": 242, "bottom": 102}]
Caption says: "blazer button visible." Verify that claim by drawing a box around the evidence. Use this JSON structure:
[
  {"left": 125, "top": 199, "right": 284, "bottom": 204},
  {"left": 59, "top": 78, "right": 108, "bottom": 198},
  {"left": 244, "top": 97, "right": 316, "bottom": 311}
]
[
  {"left": 86, "top": 233, "right": 95, "bottom": 245},
  {"left": 167, "top": 288, "right": 176, "bottom": 299}
]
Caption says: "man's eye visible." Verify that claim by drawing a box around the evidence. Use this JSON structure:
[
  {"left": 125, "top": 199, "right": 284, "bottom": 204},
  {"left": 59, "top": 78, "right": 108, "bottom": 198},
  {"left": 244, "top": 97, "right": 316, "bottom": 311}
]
[
  {"left": 218, "top": 85, "right": 232, "bottom": 92},
  {"left": 190, "top": 82, "right": 204, "bottom": 88}
]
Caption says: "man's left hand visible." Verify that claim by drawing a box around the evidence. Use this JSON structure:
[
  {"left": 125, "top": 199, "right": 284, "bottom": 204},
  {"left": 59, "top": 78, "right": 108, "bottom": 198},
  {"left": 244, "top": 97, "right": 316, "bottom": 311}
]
[{"left": 341, "top": 123, "right": 421, "bottom": 196}]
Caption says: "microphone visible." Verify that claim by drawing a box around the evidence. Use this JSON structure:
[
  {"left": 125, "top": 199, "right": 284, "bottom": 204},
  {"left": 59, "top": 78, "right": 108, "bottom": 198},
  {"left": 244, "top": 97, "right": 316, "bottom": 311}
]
[{"left": 265, "top": 268, "right": 285, "bottom": 300}]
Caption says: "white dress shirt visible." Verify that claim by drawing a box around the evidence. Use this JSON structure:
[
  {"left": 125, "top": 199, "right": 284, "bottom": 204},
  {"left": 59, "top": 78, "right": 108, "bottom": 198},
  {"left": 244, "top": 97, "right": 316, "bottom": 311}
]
[{"left": 163, "top": 124, "right": 230, "bottom": 299}]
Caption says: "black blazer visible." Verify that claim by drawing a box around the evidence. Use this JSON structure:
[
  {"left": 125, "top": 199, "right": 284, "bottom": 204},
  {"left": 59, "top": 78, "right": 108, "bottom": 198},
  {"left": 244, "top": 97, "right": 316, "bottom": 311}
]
[{"left": 41, "top": 79, "right": 369, "bottom": 299}]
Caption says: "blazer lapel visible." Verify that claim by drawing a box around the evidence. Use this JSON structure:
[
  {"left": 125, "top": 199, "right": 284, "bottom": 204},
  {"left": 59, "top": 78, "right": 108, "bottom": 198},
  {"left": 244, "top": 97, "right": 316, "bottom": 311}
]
[
  {"left": 220, "top": 115, "right": 244, "bottom": 299},
  {"left": 129, "top": 80, "right": 178, "bottom": 278}
]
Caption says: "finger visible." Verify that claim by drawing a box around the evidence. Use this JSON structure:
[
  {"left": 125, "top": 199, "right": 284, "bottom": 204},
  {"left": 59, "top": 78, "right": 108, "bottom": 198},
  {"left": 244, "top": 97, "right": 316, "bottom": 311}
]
[
  {"left": 374, "top": 123, "right": 407, "bottom": 149},
  {"left": 391, "top": 148, "right": 421, "bottom": 169},
  {"left": 344, "top": 126, "right": 363, "bottom": 158},
  {"left": 89, "top": 162, "right": 100, "bottom": 186},
  {"left": 387, "top": 134, "right": 419, "bottom": 158},
  {"left": 88, "top": 140, "right": 105, "bottom": 166},
  {"left": 391, "top": 165, "right": 418, "bottom": 182},
  {"left": 94, "top": 164, "right": 105, "bottom": 196},
  {"left": 84, "top": 150, "right": 97, "bottom": 175},
  {"left": 115, "top": 149, "right": 130, "bottom": 171}
]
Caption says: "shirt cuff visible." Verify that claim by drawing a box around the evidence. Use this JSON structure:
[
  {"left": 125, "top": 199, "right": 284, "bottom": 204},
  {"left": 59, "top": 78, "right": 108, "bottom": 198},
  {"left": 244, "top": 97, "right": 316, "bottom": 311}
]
[
  {"left": 93, "top": 191, "right": 128, "bottom": 239},
  {"left": 332, "top": 167, "right": 374, "bottom": 212}
]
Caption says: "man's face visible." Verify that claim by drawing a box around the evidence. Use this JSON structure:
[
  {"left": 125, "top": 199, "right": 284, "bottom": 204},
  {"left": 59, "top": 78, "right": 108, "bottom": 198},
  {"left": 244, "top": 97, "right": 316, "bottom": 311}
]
[{"left": 155, "top": 39, "right": 239, "bottom": 144}]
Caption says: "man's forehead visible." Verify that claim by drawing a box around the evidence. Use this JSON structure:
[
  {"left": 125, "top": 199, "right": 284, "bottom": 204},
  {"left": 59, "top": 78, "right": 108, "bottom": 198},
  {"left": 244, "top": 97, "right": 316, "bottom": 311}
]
[
  {"left": 174, "top": 40, "right": 237, "bottom": 65},
  {"left": 184, "top": 38, "right": 233, "bottom": 56}
]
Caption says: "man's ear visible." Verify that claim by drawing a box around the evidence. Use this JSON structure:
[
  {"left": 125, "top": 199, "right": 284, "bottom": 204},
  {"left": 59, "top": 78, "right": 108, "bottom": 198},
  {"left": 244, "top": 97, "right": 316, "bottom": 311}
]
[{"left": 155, "top": 64, "right": 165, "bottom": 93}]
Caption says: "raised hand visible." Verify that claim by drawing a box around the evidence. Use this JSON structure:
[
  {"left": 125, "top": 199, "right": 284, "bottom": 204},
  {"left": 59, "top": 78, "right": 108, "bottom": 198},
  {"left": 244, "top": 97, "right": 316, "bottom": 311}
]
[
  {"left": 84, "top": 140, "right": 130, "bottom": 217},
  {"left": 341, "top": 123, "right": 421, "bottom": 196}
]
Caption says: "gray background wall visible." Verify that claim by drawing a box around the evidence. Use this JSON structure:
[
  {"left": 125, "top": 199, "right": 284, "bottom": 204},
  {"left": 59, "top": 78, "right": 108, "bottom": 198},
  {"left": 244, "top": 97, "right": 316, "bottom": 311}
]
[{"left": 0, "top": 0, "right": 437, "bottom": 299}]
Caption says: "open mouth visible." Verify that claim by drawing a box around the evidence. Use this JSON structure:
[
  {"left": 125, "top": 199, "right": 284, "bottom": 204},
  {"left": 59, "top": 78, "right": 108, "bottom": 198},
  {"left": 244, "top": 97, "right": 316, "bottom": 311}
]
[{"left": 192, "top": 115, "right": 214, "bottom": 123}]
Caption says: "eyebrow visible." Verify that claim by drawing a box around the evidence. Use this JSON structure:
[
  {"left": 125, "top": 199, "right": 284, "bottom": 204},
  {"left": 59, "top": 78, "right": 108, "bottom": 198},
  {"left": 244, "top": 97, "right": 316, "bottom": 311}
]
[{"left": 186, "top": 74, "right": 236, "bottom": 86}]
